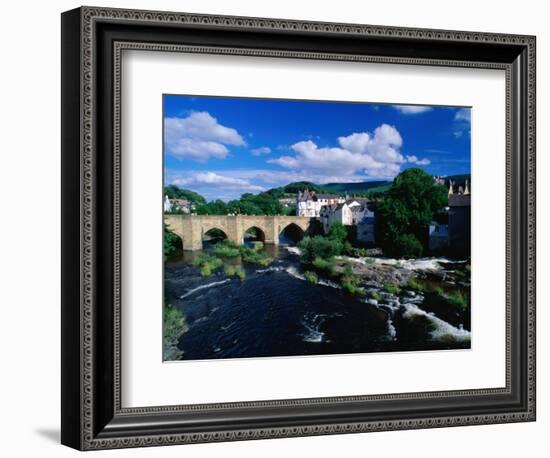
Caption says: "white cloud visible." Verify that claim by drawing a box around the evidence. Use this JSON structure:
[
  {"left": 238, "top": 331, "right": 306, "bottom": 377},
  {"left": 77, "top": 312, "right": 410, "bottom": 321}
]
[
  {"left": 455, "top": 107, "right": 471, "bottom": 122},
  {"left": 415, "top": 158, "right": 431, "bottom": 165},
  {"left": 452, "top": 108, "right": 471, "bottom": 139},
  {"left": 394, "top": 105, "right": 433, "bottom": 114},
  {"left": 269, "top": 124, "right": 406, "bottom": 179},
  {"left": 406, "top": 155, "right": 430, "bottom": 166},
  {"left": 164, "top": 111, "right": 245, "bottom": 161},
  {"left": 172, "top": 171, "right": 263, "bottom": 191},
  {"left": 250, "top": 146, "right": 271, "bottom": 156},
  {"left": 168, "top": 171, "right": 264, "bottom": 200}
]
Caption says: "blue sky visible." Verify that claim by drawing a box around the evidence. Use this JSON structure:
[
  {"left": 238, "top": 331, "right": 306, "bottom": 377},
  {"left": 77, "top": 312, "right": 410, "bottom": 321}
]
[{"left": 164, "top": 95, "right": 471, "bottom": 201}]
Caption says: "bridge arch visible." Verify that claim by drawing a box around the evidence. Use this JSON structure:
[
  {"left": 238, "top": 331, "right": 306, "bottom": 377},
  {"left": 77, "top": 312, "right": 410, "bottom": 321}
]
[
  {"left": 279, "top": 222, "right": 306, "bottom": 244},
  {"left": 243, "top": 225, "right": 266, "bottom": 244},
  {"left": 201, "top": 226, "right": 229, "bottom": 246}
]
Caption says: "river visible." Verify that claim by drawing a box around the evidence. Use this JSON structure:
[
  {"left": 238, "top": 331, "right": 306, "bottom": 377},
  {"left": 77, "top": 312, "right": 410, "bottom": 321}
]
[{"left": 164, "top": 242, "right": 471, "bottom": 361}]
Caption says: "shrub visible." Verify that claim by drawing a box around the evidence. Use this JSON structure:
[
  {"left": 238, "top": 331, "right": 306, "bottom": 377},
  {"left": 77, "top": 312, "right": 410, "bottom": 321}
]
[
  {"left": 164, "top": 227, "right": 180, "bottom": 261},
  {"left": 192, "top": 252, "right": 211, "bottom": 266},
  {"left": 224, "top": 265, "right": 236, "bottom": 276},
  {"left": 192, "top": 253, "right": 223, "bottom": 277},
  {"left": 299, "top": 236, "right": 343, "bottom": 264},
  {"left": 340, "top": 266, "right": 366, "bottom": 297},
  {"left": 312, "top": 256, "right": 336, "bottom": 275},
  {"left": 163, "top": 303, "right": 188, "bottom": 360},
  {"left": 224, "top": 264, "right": 246, "bottom": 280},
  {"left": 392, "top": 233, "right": 424, "bottom": 259},
  {"left": 445, "top": 290, "right": 468, "bottom": 310},
  {"left": 163, "top": 303, "right": 188, "bottom": 344},
  {"left": 370, "top": 291, "right": 383, "bottom": 302},
  {"left": 304, "top": 271, "right": 319, "bottom": 284},
  {"left": 328, "top": 221, "right": 347, "bottom": 243},
  {"left": 430, "top": 286, "right": 444, "bottom": 296},
  {"left": 240, "top": 245, "right": 272, "bottom": 266},
  {"left": 251, "top": 241, "right": 264, "bottom": 251},
  {"left": 235, "top": 267, "right": 246, "bottom": 280},
  {"left": 383, "top": 282, "right": 402, "bottom": 295},
  {"left": 342, "top": 280, "right": 366, "bottom": 297},
  {"left": 214, "top": 240, "right": 240, "bottom": 258},
  {"left": 342, "top": 241, "right": 354, "bottom": 256},
  {"left": 407, "top": 277, "right": 425, "bottom": 292}
]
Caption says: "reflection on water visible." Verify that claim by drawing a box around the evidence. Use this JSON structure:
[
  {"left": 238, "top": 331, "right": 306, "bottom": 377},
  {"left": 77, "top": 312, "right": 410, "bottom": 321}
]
[{"left": 164, "top": 242, "right": 470, "bottom": 361}]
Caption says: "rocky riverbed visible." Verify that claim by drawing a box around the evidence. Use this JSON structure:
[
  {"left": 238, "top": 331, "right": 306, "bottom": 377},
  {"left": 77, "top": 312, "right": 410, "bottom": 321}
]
[{"left": 165, "top": 244, "right": 471, "bottom": 361}]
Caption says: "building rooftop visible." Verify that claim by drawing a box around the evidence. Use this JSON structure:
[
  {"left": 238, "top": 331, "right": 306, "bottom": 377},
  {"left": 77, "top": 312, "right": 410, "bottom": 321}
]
[
  {"left": 315, "top": 193, "right": 341, "bottom": 199},
  {"left": 448, "top": 194, "right": 471, "bottom": 207},
  {"left": 297, "top": 189, "right": 341, "bottom": 201}
]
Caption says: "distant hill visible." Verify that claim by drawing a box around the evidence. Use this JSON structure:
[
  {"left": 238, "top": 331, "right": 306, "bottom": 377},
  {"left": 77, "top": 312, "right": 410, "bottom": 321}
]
[
  {"left": 322, "top": 180, "right": 392, "bottom": 194},
  {"left": 268, "top": 174, "right": 470, "bottom": 199},
  {"left": 164, "top": 185, "right": 207, "bottom": 205},
  {"left": 282, "top": 181, "right": 330, "bottom": 194}
]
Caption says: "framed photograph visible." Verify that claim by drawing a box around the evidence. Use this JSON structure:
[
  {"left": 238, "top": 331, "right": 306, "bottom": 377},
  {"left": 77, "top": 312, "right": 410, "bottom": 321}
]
[{"left": 61, "top": 6, "right": 536, "bottom": 450}]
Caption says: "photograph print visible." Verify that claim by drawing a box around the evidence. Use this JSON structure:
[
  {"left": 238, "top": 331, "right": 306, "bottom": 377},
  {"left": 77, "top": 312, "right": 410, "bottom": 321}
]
[{"left": 162, "top": 95, "right": 472, "bottom": 362}]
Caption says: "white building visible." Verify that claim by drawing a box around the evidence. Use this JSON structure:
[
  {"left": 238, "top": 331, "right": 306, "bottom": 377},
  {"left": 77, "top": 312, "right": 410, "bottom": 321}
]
[
  {"left": 296, "top": 190, "right": 345, "bottom": 217},
  {"left": 319, "top": 202, "right": 361, "bottom": 234},
  {"left": 164, "top": 195, "right": 172, "bottom": 212},
  {"left": 164, "top": 196, "right": 193, "bottom": 214}
]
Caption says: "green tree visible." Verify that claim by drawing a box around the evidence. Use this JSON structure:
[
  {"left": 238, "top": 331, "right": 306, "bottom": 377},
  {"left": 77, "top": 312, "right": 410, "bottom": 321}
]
[
  {"left": 195, "top": 199, "right": 229, "bottom": 215},
  {"left": 163, "top": 185, "right": 206, "bottom": 205},
  {"left": 375, "top": 168, "right": 447, "bottom": 258},
  {"left": 328, "top": 221, "right": 347, "bottom": 243},
  {"left": 298, "top": 236, "right": 343, "bottom": 264},
  {"left": 164, "top": 226, "right": 180, "bottom": 261}
]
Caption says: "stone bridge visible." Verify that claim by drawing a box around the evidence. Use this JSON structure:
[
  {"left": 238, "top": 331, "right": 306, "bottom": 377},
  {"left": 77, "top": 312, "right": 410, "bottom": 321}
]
[{"left": 164, "top": 214, "right": 314, "bottom": 251}]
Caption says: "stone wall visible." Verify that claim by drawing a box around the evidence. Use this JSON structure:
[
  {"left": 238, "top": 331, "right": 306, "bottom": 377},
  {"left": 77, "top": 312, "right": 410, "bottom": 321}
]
[{"left": 164, "top": 215, "right": 312, "bottom": 251}]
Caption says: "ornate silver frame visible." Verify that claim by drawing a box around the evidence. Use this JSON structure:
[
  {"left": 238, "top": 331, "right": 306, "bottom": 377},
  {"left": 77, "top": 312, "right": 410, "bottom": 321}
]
[{"left": 61, "top": 6, "right": 536, "bottom": 450}]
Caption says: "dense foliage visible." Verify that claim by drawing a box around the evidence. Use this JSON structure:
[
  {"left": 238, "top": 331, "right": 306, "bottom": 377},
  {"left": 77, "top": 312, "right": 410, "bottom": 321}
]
[
  {"left": 164, "top": 226, "right": 180, "bottom": 261},
  {"left": 299, "top": 236, "right": 343, "bottom": 264},
  {"left": 163, "top": 303, "right": 188, "bottom": 360},
  {"left": 298, "top": 222, "right": 353, "bottom": 265},
  {"left": 192, "top": 253, "right": 224, "bottom": 277},
  {"left": 266, "top": 180, "right": 391, "bottom": 199},
  {"left": 164, "top": 185, "right": 206, "bottom": 205},
  {"left": 375, "top": 168, "right": 448, "bottom": 258},
  {"left": 194, "top": 192, "right": 284, "bottom": 216}
]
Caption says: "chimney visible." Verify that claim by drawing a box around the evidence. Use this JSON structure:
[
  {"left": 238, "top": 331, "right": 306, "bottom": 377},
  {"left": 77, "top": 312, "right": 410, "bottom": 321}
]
[
  {"left": 464, "top": 179, "right": 470, "bottom": 195},
  {"left": 448, "top": 180, "right": 454, "bottom": 195}
]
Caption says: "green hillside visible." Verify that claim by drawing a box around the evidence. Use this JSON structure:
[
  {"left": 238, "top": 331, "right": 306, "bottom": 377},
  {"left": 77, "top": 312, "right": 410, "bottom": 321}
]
[
  {"left": 164, "top": 185, "right": 207, "bottom": 205},
  {"left": 322, "top": 180, "right": 392, "bottom": 194}
]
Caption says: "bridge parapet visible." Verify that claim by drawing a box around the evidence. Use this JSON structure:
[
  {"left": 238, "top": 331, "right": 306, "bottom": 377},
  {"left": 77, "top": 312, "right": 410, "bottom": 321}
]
[{"left": 164, "top": 214, "right": 313, "bottom": 251}]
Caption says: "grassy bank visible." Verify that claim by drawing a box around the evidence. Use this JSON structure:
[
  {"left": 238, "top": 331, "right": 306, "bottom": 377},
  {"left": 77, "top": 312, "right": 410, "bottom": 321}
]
[
  {"left": 163, "top": 303, "right": 189, "bottom": 361},
  {"left": 190, "top": 241, "right": 272, "bottom": 278}
]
